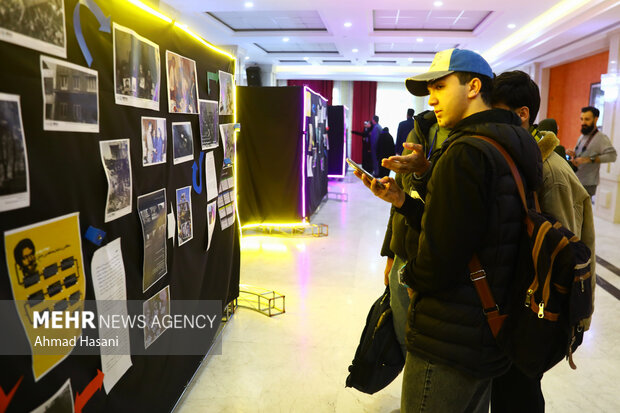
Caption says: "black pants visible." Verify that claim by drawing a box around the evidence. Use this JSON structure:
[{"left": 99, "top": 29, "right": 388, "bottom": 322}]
[{"left": 491, "top": 365, "right": 544, "bottom": 413}]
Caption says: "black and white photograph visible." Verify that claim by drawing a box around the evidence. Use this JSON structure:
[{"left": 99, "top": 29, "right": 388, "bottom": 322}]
[
  {"left": 0, "top": 0, "right": 66, "bottom": 58},
  {"left": 40, "top": 56, "right": 99, "bottom": 133},
  {"left": 143, "top": 285, "right": 170, "bottom": 349},
  {"left": 31, "top": 379, "right": 74, "bottom": 413},
  {"left": 176, "top": 186, "right": 193, "bottom": 246},
  {"left": 219, "top": 123, "right": 236, "bottom": 162},
  {"left": 217, "top": 163, "right": 235, "bottom": 230},
  {"left": 199, "top": 99, "right": 219, "bottom": 150},
  {"left": 0, "top": 93, "right": 29, "bottom": 213},
  {"left": 113, "top": 23, "right": 160, "bottom": 111},
  {"left": 166, "top": 50, "right": 198, "bottom": 114},
  {"left": 218, "top": 70, "right": 234, "bottom": 115},
  {"left": 137, "top": 188, "right": 167, "bottom": 292},
  {"left": 141, "top": 117, "right": 166, "bottom": 166},
  {"left": 100, "top": 139, "right": 132, "bottom": 222},
  {"left": 172, "top": 121, "right": 194, "bottom": 165}
]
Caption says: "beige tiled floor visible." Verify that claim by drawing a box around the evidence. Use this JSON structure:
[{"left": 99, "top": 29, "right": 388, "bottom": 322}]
[{"left": 176, "top": 175, "right": 620, "bottom": 413}]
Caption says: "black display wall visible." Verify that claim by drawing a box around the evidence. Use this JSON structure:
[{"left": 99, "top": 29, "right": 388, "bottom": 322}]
[
  {"left": 327, "top": 105, "right": 348, "bottom": 177},
  {"left": 237, "top": 86, "right": 328, "bottom": 225},
  {"left": 0, "top": 0, "right": 239, "bottom": 411}
]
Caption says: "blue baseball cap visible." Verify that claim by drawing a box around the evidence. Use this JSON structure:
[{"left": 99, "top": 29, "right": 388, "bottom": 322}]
[{"left": 405, "top": 48, "right": 494, "bottom": 96}]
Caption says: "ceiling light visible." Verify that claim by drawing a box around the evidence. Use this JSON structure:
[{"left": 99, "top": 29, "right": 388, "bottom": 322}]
[
  {"left": 507, "top": 23, "right": 516, "bottom": 29},
  {"left": 352, "top": 48, "right": 358, "bottom": 53},
  {"left": 303, "top": 57, "right": 309, "bottom": 60},
  {"left": 244, "top": 2, "right": 254, "bottom": 8},
  {"left": 416, "top": 38, "right": 423, "bottom": 43},
  {"left": 344, "top": 22, "right": 352, "bottom": 28},
  {"left": 433, "top": 1, "right": 443, "bottom": 6},
  {"left": 408, "top": 58, "right": 414, "bottom": 62},
  {"left": 245, "top": 56, "right": 250, "bottom": 60},
  {"left": 282, "top": 37, "right": 290, "bottom": 42}
]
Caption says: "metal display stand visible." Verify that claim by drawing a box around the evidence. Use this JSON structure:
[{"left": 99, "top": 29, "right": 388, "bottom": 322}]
[
  {"left": 242, "top": 223, "right": 328, "bottom": 237},
  {"left": 237, "top": 284, "right": 286, "bottom": 317}
]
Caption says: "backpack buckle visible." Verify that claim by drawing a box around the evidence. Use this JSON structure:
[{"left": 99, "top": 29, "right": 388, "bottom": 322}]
[
  {"left": 483, "top": 304, "right": 499, "bottom": 315},
  {"left": 470, "top": 269, "right": 486, "bottom": 281}
]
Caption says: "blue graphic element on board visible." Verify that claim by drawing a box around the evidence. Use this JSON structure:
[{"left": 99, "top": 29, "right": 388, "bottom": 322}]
[{"left": 74, "top": 0, "right": 111, "bottom": 67}]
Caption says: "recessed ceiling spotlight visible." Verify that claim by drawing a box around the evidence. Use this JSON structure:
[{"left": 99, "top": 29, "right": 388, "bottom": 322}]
[
  {"left": 303, "top": 57, "right": 309, "bottom": 60},
  {"left": 245, "top": 56, "right": 250, "bottom": 60},
  {"left": 433, "top": 1, "right": 443, "bottom": 6},
  {"left": 416, "top": 37, "right": 423, "bottom": 43},
  {"left": 244, "top": 1, "right": 254, "bottom": 8},
  {"left": 282, "top": 37, "right": 290, "bottom": 42},
  {"left": 408, "top": 58, "right": 414, "bottom": 62},
  {"left": 352, "top": 48, "right": 359, "bottom": 53},
  {"left": 344, "top": 22, "right": 352, "bottom": 28},
  {"left": 507, "top": 23, "right": 516, "bottom": 29}
]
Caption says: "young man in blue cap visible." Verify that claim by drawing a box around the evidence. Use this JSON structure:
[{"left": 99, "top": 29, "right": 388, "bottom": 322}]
[{"left": 354, "top": 48, "right": 542, "bottom": 412}]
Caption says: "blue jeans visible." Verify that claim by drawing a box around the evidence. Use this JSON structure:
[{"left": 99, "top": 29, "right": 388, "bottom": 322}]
[
  {"left": 401, "top": 352, "right": 491, "bottom": 413},
  {"left": 388, "top": 255, "right": 410, "bottom": 358}
]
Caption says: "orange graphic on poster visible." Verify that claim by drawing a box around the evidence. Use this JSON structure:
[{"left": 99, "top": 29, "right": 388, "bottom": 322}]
[{"left": 4, "top": 213, "right": 86, "bottom": 381}]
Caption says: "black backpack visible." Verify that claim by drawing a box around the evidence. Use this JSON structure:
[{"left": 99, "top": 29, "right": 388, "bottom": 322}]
[
  {"left": 345, "top": 287, "right": 405, "bottom": 394},
  {"left": 467, "top": 136, "right": 594, "bottom": 378}
]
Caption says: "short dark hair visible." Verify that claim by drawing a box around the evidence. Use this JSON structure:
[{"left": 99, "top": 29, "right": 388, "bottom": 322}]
[
  {"left": 490, "top": 70, "right": 540, "bottom": 125},
  {"left": 373, "top": 115, "right": 379, "bottom": 123},
  {"left": 454, "top": 72, "right": 493, "bottom": 106},
  {"left": 14, "top": 238, "right": 35, "bottom": 265},
  {"left": 581, "top": 106, "right": 600, "bottom": 118},
  {"left": 406, "top": 108, "right": 414, "bottom": 117}
]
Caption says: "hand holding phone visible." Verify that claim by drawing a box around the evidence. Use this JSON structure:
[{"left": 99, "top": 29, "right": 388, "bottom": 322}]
[{"left": 347, "top": 158, "right": 384, "bottom": 188}]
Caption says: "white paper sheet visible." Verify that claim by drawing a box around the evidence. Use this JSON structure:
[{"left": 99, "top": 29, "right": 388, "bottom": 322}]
[
  {"left": 91, "top": 238, "right": 132, "bottom": 393},
  {"left": 205, "top": 151, "right": 218, "bottom": 201}
]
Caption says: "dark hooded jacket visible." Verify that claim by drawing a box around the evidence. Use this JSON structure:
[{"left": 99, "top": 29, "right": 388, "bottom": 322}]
[{"left": 397, "top": 109, "right": 543, "bottom": 378}]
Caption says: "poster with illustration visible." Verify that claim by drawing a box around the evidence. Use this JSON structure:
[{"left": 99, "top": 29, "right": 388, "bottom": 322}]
[
  {"left": 219, "top": 123, "right": 236, "bottom": 163},
  {"left": 199, "top": 99, "right": 219, "bottom": 150},
  {"left": 137, "top": 189, "right": 167, "bottom": 292},
  {"left": 172, "top": 122, "right": 194, "bottom": 165},
  {"left": 141, "top": 117, "right": 167, "bottom": 166},
  {"left": 113, "top": 23, "right": 160, "bottom": 111},
  {"left": 166, "top": 50, "right": 198, "bottom": 114},
  {"left": 218, "top": 70, "right": 234, "bottom": 115},
  {"left": 100, "top": 139, "right": 132, "bottom": 222},
  {"left": 4, "top": 213, "right": 86, "bottom": 381},
  {"left": 176, "top": 186, "right": 193, "bottom": 246},
  {"left": 143, "top": 285, "right": 170, "bottom": 349},
  {"left": 0, "top": 93, "right": 29, "bottom": 212}
]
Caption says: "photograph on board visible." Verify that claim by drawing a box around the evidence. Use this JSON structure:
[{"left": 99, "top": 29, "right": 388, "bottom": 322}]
[
  {"left": 218, "top": 70, "right": 234, "bottom": 115},
  {"left": 113, "top": 23, "right": 161, "bottom": 111},
  {"left": 0, "top": 0, "right": 66, "bottom": 58},
  {"left": 0, "top": 93, "right": 29, "bottom": 213},
  {"left": 176, "top": 186, "right": 193, "bottom": 246},
  {"left": 137, "top": 189, "right": 167, "bottom": 292},
  {"left": 219, "top": 123, "right": 236, "bottom": 163},
  {"left": 100, "top": 139, "right": 132, "bottom": 222},
  {"left": 199, "top": 99, "right": 218, "bottom": 150},
  {"left": 143, "top": 285, "right": 170, "bottom": 349},
  {"left": 172, "top": 121, "right": 194, "bottom": 165},
  {"left": 166, "top": 50, "right": 198, "bottom": 114},
  {"left": 31, "top": 379, "right": 74, "bottom": 413},
  {"left": 40, "top": 56, "right": 98, "bottom": 133},
  {"left": 141, "top": 117, "right": 166, "bottom": 166}
]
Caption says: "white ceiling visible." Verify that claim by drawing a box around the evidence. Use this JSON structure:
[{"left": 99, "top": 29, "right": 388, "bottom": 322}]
[{"left": 161, "top": 0, "right": 620, "bottom": 81}]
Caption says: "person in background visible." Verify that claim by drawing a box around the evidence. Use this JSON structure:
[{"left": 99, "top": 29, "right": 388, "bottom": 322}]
[
  {"left": 352, "top": 120, "right": 373, "bottom": 172},
  {"left": 566, "top": 106, "right": 617, "bottom": 200},
  {"left": 376, "top": 127, "right": 395, "bottom": 178},
  {"left": 539, "top": 118, "right": 577, "bottom": 171},
  {"left": 490, "top": 70, "right": 595, "bottom": 413},
  {"left": 369, "top": 115, "right": 382, "bottom": 176},
  {"left": 395, "top": 108, "right": 415, "bottom": 155}
]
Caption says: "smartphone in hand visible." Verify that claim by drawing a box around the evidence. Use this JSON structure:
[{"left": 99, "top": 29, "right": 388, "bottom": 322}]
[{"left": 347, "top": 158, "right": 384, "bottom": 189}]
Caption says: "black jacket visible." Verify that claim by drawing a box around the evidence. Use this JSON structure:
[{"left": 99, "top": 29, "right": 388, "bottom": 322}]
[{"left": 398, "top": 109, "right": 543, "bottom": 378}]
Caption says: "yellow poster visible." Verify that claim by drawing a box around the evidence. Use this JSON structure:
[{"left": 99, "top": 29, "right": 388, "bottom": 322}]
[
  {"left": 305, "top": 90, "right": 311, "bottom": 117},
  {"left": 4, "top": 212, "right": 86, "bottom": 381}
]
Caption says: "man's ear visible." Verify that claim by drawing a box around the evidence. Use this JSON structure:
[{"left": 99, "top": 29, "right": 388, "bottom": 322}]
[
  {"left": 516, "top": 106, "right": 530, "bottom": 125},
  {"left": 467, "top": 78, "right": 482, "bottom": 99}
]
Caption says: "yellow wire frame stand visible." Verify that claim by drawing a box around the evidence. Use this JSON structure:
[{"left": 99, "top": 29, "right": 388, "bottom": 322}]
[
  {"left": 236, "top": 284, "right": 285, "bottom": 317},
  {"left": 241, "top": 222, "right": 328, "bottom": 237}
]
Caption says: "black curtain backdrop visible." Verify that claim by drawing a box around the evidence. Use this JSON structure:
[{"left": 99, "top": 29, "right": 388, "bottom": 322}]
[
  {"left": 0, "top": 0, "right": 239, "bottom": 411},
  {"left": 237, "top": 86, "right": 328, "bottom": 225},
  {"left": 327, "top": 105, "right": 347, "bottom": 176}
]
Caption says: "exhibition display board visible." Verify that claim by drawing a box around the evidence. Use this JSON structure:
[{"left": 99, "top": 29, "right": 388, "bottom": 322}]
[
  {"left": 327, "top": 105, "right": 348, "bottom": 178},
  {"left": 237, "top": 86, "right": 328, "bottom": 225},
  {"left": 0, "top": 0, "right": 240, "bottom": 411}
]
